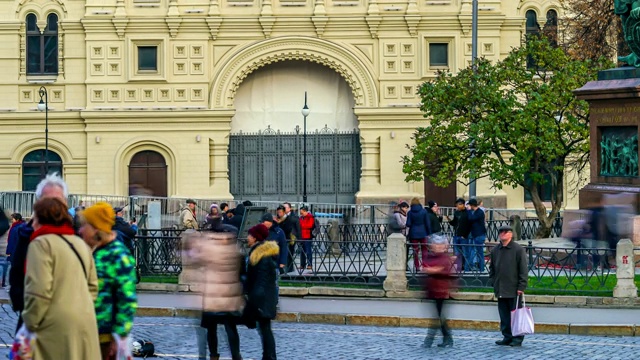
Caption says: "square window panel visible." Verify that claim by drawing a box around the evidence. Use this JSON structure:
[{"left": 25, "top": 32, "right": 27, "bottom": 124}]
[
  {"left": 429, "top": 43, "right": 448, "bottom": 67},
  {"left": 138, "top": 46, "right": 158, "bottom": 71}
]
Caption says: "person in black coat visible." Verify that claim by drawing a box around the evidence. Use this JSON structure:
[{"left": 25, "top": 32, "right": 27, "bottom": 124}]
[
  {"left": 246, "top": 223, "right": 279, "bottom": 360},
  {"left": 229, "top": 204, "right": 246, "bottom": 230},
  {"left": 113, "top": 207, "right": 137, "bottom": 255},
  {"left": 0, "top": 209, "right": 9, "bottom": 238},
  {"left": 446, "top": 198, "right": 471, "bottom": 271},
  {"left": 405, "top": 198, "right": 432, "bottom": 272},
  {"left": 489, "top": 225, "right": 528, "bottom": 347},
  {"left": 426, "top": 200, "right": 443, "bottom": 235}
]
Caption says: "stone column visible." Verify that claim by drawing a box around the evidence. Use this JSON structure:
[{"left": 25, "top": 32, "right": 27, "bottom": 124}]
[
  {"left": 613, "top": 238, "right": 637, "bottom": 298},
  {"left": 383, "top": 233, "right": 408, "bottom": 292}
]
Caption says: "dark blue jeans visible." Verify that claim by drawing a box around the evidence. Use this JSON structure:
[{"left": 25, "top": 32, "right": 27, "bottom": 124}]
[
  {"left": 299, "top": 239, "right": 313, "bottom": 268},
  {"left": 467, "top": 236, "right": 486, "bottom": 271},
  {"left": 452, "top": 237, "right": 467, "bottom": 270},
  {"left": 1, "top": 256, "right": 9, "bottom": 286}
]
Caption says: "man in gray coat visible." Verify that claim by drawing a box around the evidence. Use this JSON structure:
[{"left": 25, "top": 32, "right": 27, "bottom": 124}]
[{"left": 489, "top": 225, "right": 528, "bottom": 347}]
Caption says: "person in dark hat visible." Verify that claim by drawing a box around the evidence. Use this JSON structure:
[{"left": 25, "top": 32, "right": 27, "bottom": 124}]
[
  {"left": 489, "top": 224, "right": 528, "bottom": 347},
  {"left": 261, "top": 213, "right": 287, "bottom": 273},
  {"left": 180, "top": 199, "right": 199, "bottom": 230},
  {"left": 245, "top": 223, "right": 279, "bottom": 360},
  {"left": 113, "top": 206, "right": 137, "bottom": 255}
]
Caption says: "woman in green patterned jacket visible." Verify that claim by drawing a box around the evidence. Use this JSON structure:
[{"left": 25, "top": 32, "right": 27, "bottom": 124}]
[{"left": 79, "top": 202, "right": 138, "bottom": 360}]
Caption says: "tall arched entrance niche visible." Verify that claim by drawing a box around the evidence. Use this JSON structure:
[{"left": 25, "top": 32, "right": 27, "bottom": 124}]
[
  {"left": 231, "top": 60, "right": 357, "bottom": 133},
  {"left": 128, "top": 150, "right": 168, "bottom": 197},
  {"left": 228, "top": 60, "right": 362, "bottom": 203}
]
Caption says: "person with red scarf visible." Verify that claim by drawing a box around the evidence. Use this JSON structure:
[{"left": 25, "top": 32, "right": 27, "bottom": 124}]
[{"left": 22, "top": 197, "right": 101, "bottom": 359}]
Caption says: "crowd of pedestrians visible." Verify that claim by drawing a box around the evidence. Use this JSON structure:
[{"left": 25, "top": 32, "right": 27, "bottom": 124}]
[{"left": 0, "top": 174, "right": 138, "bottom": 359}]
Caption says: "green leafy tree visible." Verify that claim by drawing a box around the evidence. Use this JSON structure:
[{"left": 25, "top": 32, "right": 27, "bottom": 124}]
[{"left": 403, "top": 37, "right": 612, "bottom": 238}]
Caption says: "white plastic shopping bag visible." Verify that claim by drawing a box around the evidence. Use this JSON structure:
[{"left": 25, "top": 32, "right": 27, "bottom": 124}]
[
  {"left": 10, "top": 324, "right": 36, "bottom": 360},
  {"left": 112, "top": 333, "right": 133, "bottom": 360},
  {"left": 511, "top": 294, "right": 535, "bottom": 336}
]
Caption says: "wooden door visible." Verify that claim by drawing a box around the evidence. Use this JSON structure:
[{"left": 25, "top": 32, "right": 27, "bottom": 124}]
[{"left": 129, "top": 151, "right": 167, "bottom": 197}]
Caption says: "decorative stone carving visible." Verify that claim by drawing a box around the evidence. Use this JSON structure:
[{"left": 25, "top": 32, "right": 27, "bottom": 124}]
[{"left": 211, "top": 37, "right": 378, "bottom": 108}]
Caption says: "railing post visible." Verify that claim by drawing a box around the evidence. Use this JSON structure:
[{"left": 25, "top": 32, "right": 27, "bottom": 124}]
[
  {"left": 613, "top": 238, "right": 637, "bottom": 298},
  {"left": 527, "top": 240, "right": 534, "bottom": 271},
  {"left": 383, "top": 233, "right": 408, "bottom": 293}
]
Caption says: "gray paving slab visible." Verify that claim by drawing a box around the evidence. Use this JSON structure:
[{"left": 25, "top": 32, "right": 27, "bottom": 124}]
[
  {"left": 0, "top": 309, "right": 638, "bottom": 360},
  {"left": 135, "top": 292, "right": 640, "bottom": 325}
]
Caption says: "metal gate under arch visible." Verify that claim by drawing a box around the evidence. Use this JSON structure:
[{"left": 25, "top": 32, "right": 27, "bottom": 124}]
[{"left": 228, "top": 126, "right": 361, "bottom": 203}]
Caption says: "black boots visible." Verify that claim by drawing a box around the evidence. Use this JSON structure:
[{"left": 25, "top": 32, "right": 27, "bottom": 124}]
[
  {"left": 437, "top": 335, "right": 453, "bottom": 348},
  {"left": 423, "top": 329, "right": 436, "bottom": 348},
  {"left": 424, "top": 330, "right": 453, "bottom": 348}
]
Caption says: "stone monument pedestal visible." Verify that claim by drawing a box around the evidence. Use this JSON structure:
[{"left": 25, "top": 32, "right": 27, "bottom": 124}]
[{"left": 574, "top": 69, "right": 640, "bottom": 212}]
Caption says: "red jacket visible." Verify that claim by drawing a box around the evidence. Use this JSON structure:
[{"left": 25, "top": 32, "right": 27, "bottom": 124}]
[
  {"left": 423, "top": 252, "right": 453, "bottom": 299},
  {"left": 299, "top": 213, "right": 315, "bottom": 240}
]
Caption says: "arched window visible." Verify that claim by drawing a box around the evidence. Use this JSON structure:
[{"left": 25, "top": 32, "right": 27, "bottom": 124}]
[
  {"left": 525, "top": 10, "right": 541, "bottom": 68},
  {"left": 544, "top": 10, "right": 558, "bottom": 47},
  {"left": 22, "top": 150, "right": 63, "bottom": 191},
  {"left": 26, "top": 13, "right": 58, "bottom": 75},
  {"left": 129, "top": 151, "right": 168, "bottom": 197},
  {"left": 525, "top": 10, "right": 540, "bottom": 36}
]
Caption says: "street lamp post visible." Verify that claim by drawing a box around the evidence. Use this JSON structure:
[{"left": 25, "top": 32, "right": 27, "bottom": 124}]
[
  {"left": 301, "top": 92, "right": 310, "bottom": 203},
  {"left": 37, "top": 86, "right": 49, "bottom": 176},
  {"left": 469, "top": 0, "right": 478, "bottom": 199}
]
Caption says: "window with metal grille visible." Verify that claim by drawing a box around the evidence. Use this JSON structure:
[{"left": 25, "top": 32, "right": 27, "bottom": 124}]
[
  {"left": 26, "top": 13, "right": 58, "bottom": 75},
  {"left": 22, "top": 150, "right": 63, "bottom": 191}
]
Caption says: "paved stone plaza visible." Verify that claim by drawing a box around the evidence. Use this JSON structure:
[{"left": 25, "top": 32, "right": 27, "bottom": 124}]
[{"left": 0, "top": 306, "right": 638, "bottom": 360}]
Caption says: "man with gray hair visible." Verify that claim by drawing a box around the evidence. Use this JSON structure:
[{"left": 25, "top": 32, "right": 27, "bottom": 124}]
[{"left": 9, "top": 173, "right": 69, "bottom": 334}]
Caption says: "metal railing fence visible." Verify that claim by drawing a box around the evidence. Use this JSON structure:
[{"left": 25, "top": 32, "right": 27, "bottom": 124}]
[
  {"left": 1, "top": 191, "right": 564, "bottom": 229},
  {"left": 406, "top": 241, "right": 618, "bottom": 294}
]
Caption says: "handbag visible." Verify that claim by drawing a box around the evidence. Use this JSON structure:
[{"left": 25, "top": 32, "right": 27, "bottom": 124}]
[{"left": 511, "top": 294, "right": 535, "bottom": 336}]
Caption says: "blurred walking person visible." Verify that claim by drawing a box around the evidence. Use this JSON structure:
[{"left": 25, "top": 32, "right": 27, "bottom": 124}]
[
  {"left": 10, "top": 173, "right": 68, "bottom": 333},
  {"left": 406, "top": 198, "right": 432, "bottom": 272},
  {"left": 79, "top": 203, "right": 138, "bottom": 360},
  {"left": 246, "top": 224, "right": 279, "bottom": 360},
  {"left": 489, "top": 225, "right": 528, "bottom": 347},
  {"left": 422, "top": 234, "right": 454, "bottom": 348},
  {"left": 298, "top": 206, "right": 316, "bottom": 271},
  {"left": 193, "top": 230, "right": 246, "bottom": 360},
  {"left": 23, "top": 197, "right": 101, "bottom": 359}
]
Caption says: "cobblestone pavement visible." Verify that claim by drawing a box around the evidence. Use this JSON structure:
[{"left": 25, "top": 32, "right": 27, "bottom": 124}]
[{"left": 0, "top": 305, "right": 638, "bottom": 359}]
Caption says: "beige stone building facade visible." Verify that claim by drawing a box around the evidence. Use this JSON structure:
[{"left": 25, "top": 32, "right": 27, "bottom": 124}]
[{"left": 0, "top": 0, "right": 576, "bottom": 208}]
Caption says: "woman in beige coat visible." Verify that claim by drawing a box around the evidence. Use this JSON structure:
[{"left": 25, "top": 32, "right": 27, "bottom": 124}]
[
  {"left": 189, "top": 230, "right": 245, "bottom": 360},
  {"left": 22, "top": 197, "right": 101, "bottom": 360}
]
